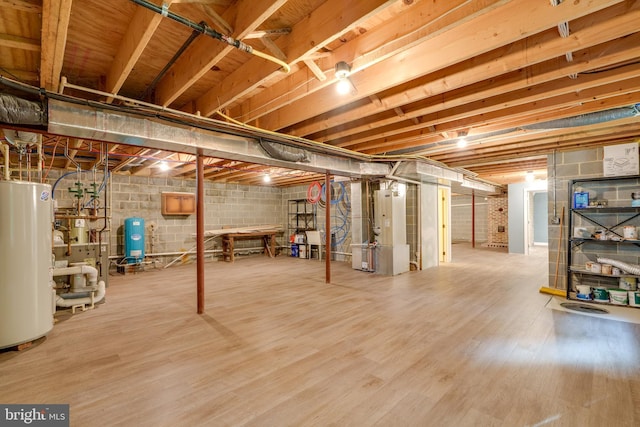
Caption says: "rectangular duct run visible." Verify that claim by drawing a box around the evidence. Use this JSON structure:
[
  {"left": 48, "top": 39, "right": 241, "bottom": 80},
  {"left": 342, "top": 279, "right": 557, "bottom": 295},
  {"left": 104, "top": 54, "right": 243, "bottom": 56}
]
[{"left": 47, "top": 99, "right": 390, "bottom": 178}]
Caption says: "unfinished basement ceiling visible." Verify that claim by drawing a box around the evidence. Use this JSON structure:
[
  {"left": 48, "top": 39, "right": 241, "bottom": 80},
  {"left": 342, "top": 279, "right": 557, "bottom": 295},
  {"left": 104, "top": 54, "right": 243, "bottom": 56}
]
[{"left": 0, "top": 0, "right": 639, "bottom": 186}]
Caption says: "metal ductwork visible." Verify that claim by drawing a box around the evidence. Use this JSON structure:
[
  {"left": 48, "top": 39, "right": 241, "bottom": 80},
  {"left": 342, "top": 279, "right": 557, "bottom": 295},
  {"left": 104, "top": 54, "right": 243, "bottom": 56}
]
[
  {"left": 522, "top": 104, "right": 640, "bottom": 130},
  {"left": 259, "top": 139, "right": 310, "bottom": 163},
  {"left": 0, "top": 86, "right": 495, "bottom": 188},
  {"left": 47, "top": 98, "right": 390, "bottom": 177},
  {"left": 0, "top": 93, "right": 46, "bottom": 126},
  {"left": 390, "top": 104, "right": 640, "bottom": 155}
]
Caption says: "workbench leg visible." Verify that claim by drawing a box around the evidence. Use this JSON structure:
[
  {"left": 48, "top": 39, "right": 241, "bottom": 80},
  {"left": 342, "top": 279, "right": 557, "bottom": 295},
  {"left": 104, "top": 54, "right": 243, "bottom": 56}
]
[{"left": 270, "top": 235, "right": 275, "bottom": 258}]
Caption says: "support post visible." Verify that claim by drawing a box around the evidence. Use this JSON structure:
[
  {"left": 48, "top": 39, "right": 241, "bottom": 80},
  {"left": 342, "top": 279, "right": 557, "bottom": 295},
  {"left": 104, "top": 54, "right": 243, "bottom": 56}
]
[
  {"left": 325, "top": 171, "right": 331, "bottom": 284},
  {"left": 196, "top": 151, "right": 205, "bottom": 314},
  {"left": 472, "top": 190, "right": 476, "bottom": 248}
]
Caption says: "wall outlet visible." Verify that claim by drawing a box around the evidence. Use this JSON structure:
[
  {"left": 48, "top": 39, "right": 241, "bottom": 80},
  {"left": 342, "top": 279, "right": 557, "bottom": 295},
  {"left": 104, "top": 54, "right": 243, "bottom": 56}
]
[{"left": 550, "top": 216, "right": 561, "bottom": 225}]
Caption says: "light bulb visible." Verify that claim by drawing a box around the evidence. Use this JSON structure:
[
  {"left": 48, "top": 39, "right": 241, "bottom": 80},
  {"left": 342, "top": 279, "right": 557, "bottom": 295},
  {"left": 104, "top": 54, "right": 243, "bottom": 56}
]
[
  {"left": 525, "top": 171, "right": 534, "bottom": 182},
  {"left": 336, "top": 78, "right": 351, "bottom": 95},
  {"left": 263, "top": 174, "right": 271, "bottom": 183},
  {"left": 457, "top": 137, "right": 467, "bottom": 148},
  {"left": 159, "top": 161, "right": 170, "bottom": 171}
]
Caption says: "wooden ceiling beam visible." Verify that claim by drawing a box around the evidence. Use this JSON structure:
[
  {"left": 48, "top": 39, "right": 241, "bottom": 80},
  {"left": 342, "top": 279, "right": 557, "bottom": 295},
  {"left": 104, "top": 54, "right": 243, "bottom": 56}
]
[
  {"left": 208, "top": 164, "right": 263, "bottom": 180},
  {"left": 0, "top": 33, "right": 40, "bottom": 51},
  {"left": 254, "top": 0, "right": 625, "bottom": 132},
  {"left": 155, "top": 0, "right": 288, "bottom": 107},
  {"left": 130, "top": 151, "right": 177, "bottom": 176},
  {"left": 432, "top": 123, "right": 640, "bottom": 165},
  {"left": 229, "top": 0, "right": 491, "bottom": 124},
  {"left": 195, "top": 0, "right": 397, "bottom": 118},
  {"left": 315, "top": 32, "right": 640, "bottom": 144},
  {"left": 0, "top": 0, "right": 42, "bottom": 13},
  {"left": 202, "top": 160, "right": 245, "bottom": 178},
  {"left": 288, "top": 1, "right": 640, "bottom": 139},
  {"left": 425, "top": 118, "right": 640, "bottom": 163},
  {"left": 40, "top": 0, "right": 72, "bottom": 92},
  {"left": 354, "top": 89, "right": 637, "bottom": 154},
  {"left": 0, "top": 68, "right": 39, "bottom": 83},
  {"left": 105, "top": 1, "right": 175, "bottom": 98},
  {"left": 342, "top": 72, "right": 640, "bottom": 151},
  {"left": 88, "top": 143, "right": 119, "bottom": 170},
  {"left": 111, "top": 148, "right": 152, "bottom": 172}
]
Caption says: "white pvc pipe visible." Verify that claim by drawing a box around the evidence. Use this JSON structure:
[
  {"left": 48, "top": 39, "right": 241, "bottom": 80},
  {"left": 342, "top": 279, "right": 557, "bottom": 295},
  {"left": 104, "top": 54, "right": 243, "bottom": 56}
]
[
  {"left": 52, "top": 265, "right": 98, "bottom": 286},
  {"left": 56, "top": 280, "right": 105, "bottom": 308}
]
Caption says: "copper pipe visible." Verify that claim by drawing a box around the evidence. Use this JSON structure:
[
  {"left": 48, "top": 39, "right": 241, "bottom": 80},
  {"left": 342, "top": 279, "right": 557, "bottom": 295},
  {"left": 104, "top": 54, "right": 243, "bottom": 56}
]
[
  {"left": 196, "top": 152, "right": 205, "bottom": 314},
  {"left": 325, "top": 171, "right": 331, "bottom": 284}
]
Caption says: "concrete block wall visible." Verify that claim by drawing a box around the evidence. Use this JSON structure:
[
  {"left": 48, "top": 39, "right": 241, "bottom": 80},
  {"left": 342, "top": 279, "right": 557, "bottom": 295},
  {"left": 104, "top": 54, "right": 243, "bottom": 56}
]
[
  {"left": 547, "top": 147, "right": 609, "bottom": 290},
  {"left": 47, "top": 171, "right": 284, "bottom": 264},
  {"left": 451, "top": 195, "right": 488, "bottom": 243}
]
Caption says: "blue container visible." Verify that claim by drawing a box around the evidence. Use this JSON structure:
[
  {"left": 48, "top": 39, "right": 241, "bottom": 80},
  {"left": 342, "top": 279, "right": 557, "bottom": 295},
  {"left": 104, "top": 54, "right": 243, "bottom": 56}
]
[
  {"left": 291, "top": 244, "right": 299, "bottom": 257},
  {"left": 573, "top": 192, "right": 589, "bottom": 209},
  {"left": 124, "top": 217, "right": 145, "bottom": 264}
]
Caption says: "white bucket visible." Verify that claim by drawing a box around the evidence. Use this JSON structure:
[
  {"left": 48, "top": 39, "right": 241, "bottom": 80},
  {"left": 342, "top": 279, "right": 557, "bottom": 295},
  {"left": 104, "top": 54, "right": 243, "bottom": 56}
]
[
  {"left": 619, "top": 277, "right": 637, "bottom": 291},
  {"left": 609, "top": 289, "right": 629, "bottom": 305},
  {"left": 299, "top": 245, "right": 307, "bottom": 258},
  {"left": 629, "top": 291, "right": 640, "bottom": 307},
  {"left": 623, "top": 225, "right": 637, "bottom": 239},
  {"left": 576, "top": 285, "right": 591, "bottom": 295}
]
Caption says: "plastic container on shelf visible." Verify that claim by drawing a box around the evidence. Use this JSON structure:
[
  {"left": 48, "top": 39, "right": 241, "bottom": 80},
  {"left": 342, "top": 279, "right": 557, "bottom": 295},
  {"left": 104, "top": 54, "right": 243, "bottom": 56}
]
[
  {"left": 629, "top": 291, "right": 640, "bottom": 307},
  {"left": 619, "top": 277, "right": 637, "bottom": 291},
  {"left": 609, "top": 289, "right": 629, "bottom": 305},
  {"left": 592, "top": 287, "right": 609, "bottom": 302}
]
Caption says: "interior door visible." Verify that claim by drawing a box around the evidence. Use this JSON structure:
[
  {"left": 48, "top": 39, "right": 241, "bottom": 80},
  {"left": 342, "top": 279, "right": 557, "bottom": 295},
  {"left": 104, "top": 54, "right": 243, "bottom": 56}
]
[{"left": 438, "top": 186, "right": 451, "bottom": 263}]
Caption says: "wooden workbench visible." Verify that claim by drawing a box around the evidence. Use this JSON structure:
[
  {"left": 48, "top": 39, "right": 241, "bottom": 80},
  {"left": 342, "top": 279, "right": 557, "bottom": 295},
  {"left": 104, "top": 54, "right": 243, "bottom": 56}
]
[{"left": 221, "top": 231, "right": 277, "bottom": 262}]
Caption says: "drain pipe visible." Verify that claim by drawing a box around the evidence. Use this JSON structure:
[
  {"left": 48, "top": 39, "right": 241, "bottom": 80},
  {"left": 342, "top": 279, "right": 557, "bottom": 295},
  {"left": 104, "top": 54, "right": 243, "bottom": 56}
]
[
  {"left": 56, "top": 280, "right": 106, "bottom": 308},
  {"left": 141, "top": 27, "right": 201, "bottom": 101}
]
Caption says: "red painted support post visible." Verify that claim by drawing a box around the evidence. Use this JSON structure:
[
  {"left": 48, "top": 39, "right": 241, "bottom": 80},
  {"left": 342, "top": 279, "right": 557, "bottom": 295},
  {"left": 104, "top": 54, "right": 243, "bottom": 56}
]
[
  {"left": 196, "top": 152, "right": 205, "bottom": 314},
  {"left": 325, "top": 171, "right": 331, "bottom": 284}
]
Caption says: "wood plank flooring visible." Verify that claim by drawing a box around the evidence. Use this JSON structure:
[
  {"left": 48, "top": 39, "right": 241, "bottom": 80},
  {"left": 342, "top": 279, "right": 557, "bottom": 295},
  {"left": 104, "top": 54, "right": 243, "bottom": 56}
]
[{"left": 1, "top": 244, "right": 639, "bottom": 426}]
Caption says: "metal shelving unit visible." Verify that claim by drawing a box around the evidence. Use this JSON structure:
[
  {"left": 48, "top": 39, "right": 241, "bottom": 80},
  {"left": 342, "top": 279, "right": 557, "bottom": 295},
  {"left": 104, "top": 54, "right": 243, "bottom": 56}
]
[
  {"left": 287, "top": 199, "right": 317, "bottom": 256},
  {"left": 567, "top": 176, "right": 640, "bottom": 308}
]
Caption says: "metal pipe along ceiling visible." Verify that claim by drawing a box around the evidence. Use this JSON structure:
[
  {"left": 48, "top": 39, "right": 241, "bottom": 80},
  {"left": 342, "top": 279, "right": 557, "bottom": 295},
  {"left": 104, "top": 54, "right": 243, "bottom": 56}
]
[
  {"left": 389, "top": 104, "right": 640, "bottom": 155},
  {"left": 129, "top": 0, "right": 290, "bottom": 73}
]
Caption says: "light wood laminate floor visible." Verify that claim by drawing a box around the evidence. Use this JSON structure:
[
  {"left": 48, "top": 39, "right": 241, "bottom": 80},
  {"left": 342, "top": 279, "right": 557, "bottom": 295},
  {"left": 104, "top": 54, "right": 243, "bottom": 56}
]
[{"left": 2, "top": 244, "right": 639, "bottom": 426}]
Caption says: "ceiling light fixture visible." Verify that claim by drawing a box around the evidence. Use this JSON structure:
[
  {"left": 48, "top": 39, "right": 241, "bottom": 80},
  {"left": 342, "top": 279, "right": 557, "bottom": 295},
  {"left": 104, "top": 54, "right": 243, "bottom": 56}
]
[
  {"left": 457, "top": 130, "right": 469, "bottom": 148},
  {"left": 525, "top": 171, "right": 534, "bottom": 182},
  {"left": 335, "top": 61, "right": 353, "bottom": 95},
  {"left": 158, "top": 161, "right": 170, "bottom": 171},
  {"left": 335, "top": 61, "right": 351, "bottom": 79},
  {"left": 263, "top": 174, "right": 271, "bottom": 183}
]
